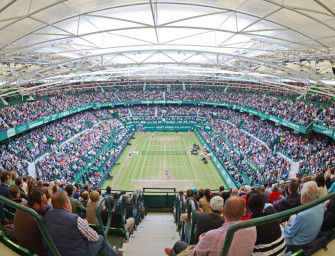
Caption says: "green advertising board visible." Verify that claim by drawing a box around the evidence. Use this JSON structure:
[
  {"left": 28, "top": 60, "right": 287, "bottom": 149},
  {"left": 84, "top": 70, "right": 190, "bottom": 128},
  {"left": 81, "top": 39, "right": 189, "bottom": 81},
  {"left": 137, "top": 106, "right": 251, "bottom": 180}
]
[{"left": 312, "top": 123, "right": 335, "bottom": 140}]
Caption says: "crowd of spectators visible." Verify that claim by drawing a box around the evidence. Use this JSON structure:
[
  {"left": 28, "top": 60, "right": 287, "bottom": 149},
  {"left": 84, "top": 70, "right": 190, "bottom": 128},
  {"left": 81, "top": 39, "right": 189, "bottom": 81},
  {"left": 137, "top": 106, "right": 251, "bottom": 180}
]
[
  {"left": 317, "top": 107, "right": 335, "bottom": 128},
  {"left": 0, "top": 100, "right": 54, "bottom": 127},
  {"left": 157, "top": 106, "right": 198, "bottom": 117},
  {"left": 205, "top": 118, "right": 290, "bottom": 184},
  {"left": 0, "top": 111, "right": 101, "bottom": 163},
  {"left": 200, "top": 130, "right": 248, "bottom": 185},
  {"left": 0, "top": 151, "right": 28, "bottom": 177},
  {"left": 165, "top": 90, "right": 212, "bottom": 101},
  {"left": 209, "top": 92, "right": 322, "bottom": 126},
  {"left": 131, "top": 106, "right": 156, "bottom": 116},
  {"left": 0, "top": 88, "right": 334, "bottom": 134},
  {"left": 166, "top": 174, "right": 335, "bottom": 255},
  {"left": 0, "top": 117, "right": 9, "bottom": 132},
  {"left": 35, "top": 119, "right": 123, "bottom": 183},
  {"left": 198, "top": 107, "right": 334, "bottom": 176},
  {"left": 117, "top": 90, "right": 163, "bottom": 101}
]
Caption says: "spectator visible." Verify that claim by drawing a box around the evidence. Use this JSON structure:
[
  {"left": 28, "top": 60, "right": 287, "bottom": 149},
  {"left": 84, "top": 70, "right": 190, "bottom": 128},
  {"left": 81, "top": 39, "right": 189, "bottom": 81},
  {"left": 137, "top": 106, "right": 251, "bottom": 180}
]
[
  {"left": 121, "top": 194, "right": 136, "bottom": 229},
  {"left": 0, "top": 171, "right": 12, "bottom": 213},
  {"left": 320, "top": 197, "right": 335, "bottom": 233},
  {"left": 8, "top": 185, "right": 22, "bottom": 214},
  {"left": 86, "top": 191, "right": 102, "bottom": 225},
  {"left": 166, "top": 196, "right": 256, "bottom": 256},
  {"left": 15, "top": 177, "right": 27, "bottom": 200},
  {"left": 199, "top": 188, "right": 211, "bottom": 213},
  {"left": 44, "top": 191, "right": 119, "bottom": 256},
  {"left": 268, "top": 184, "right": 282, "bottom": 204},
  {"left": 247, "top": 190, "right": 286, "bottom": 255},
  {"left": 80, "top": 191, "right": 89, "bottom": 208},
  {"left": 277, "top": 179, "right": 301, "bottom": 223},
  {"left": 101, "top": 197, "right": 134, "bottom": 234},
  {"left": 316, "top": 174, "right": 327, "bottom": 199},
  {"left": 194, "top": 189, "right": 204, "bottom": 202},
  {"left": 105, "top": 186, "right": 113, "bottom": 196},
  {"left": 281, "top": 181, "right": 324, "bottom": 252},
  {"left": 181, "top": 196, "right": 224, "bottom": 244},
  {"left": 65, "top": 184, "right": 86, "bottom": 218},
  {"left": 14, "top": 187, "right": 48, "bottom": 255}
]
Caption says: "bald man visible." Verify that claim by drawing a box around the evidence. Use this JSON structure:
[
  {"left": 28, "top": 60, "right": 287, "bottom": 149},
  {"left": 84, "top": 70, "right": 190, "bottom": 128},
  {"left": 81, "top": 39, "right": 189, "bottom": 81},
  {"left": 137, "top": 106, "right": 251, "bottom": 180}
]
[
  {"left": 192, "top": 196, "right": 256, "bottom": 255},
  {"left": 165, "top": 196, "right": 256, "bottom": 256}
]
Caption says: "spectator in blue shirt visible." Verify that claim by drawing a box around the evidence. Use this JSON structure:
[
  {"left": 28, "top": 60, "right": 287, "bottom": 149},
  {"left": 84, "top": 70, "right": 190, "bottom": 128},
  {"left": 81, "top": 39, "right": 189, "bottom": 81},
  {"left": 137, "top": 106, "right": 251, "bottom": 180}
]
[{"left": 281, "top": 181, "right": 324, "bottom": 253}]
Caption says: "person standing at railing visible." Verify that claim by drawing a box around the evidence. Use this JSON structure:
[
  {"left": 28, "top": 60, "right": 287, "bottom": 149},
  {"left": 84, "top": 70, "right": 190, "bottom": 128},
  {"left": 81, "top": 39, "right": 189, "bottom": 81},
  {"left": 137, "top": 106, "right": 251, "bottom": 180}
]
[{"left": 281, "top": 181, "right": 324, "bottom": 253}]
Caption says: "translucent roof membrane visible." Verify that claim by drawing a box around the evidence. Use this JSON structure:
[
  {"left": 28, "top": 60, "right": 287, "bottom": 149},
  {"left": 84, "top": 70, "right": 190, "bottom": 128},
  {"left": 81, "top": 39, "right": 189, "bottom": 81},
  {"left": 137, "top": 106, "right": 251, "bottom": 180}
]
[{"left": 0, "top": 0, "right": 334, "bottom": 97}]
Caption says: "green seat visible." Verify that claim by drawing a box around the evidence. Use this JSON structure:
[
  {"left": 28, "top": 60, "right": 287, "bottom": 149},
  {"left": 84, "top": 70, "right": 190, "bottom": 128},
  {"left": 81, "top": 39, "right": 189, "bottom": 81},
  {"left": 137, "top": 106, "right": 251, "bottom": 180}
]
[
  {"left": 89, "top": 224, "right": 126, "bottom": 237},
  {"left": 288, "top": 249, "right": 303, "bottom": 255},
  {"left": 4, "top": 208, "right": 15, "bottom": 220}
]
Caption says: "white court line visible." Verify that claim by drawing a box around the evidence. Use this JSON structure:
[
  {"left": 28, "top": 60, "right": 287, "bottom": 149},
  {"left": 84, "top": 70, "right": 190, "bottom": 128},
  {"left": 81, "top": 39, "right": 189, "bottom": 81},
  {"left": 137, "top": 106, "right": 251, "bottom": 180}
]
[
  {"left": 139, "top": 136, "right": 152, "bottom": 180},
  {"left": 179, "top": 139, "right": 190, "bottom": 180},
  {"left": 182, "top": 138, "right": 198, "bottom": 180},
  {"left": 164, "top": 144, "right": 166, "bottom": 169},
  {"left": 131, "top": 134, "right": 147, "bottom": 180},
  {"left": 132, "top": 179, "right": 197, "bottom": 182}
]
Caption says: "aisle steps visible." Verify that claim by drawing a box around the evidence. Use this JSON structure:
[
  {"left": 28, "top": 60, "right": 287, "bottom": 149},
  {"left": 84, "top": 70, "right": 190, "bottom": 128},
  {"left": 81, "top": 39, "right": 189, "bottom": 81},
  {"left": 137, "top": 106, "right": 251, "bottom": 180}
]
[{"left": 122, "top": 212, "right": 179, "bottom": 256}]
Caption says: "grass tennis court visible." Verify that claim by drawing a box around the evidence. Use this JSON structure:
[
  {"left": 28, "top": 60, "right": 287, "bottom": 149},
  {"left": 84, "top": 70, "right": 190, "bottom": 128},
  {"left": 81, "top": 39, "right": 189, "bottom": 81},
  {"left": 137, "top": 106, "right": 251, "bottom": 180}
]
[{"left": 102, "top": 132, "right": 227, "bottom": 191}]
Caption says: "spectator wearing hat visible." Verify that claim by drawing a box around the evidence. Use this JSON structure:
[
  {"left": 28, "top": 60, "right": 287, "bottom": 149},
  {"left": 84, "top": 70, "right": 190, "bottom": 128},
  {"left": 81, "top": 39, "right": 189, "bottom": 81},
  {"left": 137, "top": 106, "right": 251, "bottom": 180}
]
[
  {"left": 193, "top": 188, "right": 198, "bottom": 199},
  {"left": 166, "top": 196, "right": 226, "bottom": 255},
  {"left": 86, "top": 191, "right": 102, "bottom": 225},
  {"left": 182, "top": 196, "right": 225, "bottom": 244},
  {"left": 268, "top": 184, "right": 282, "bottom": 204}
]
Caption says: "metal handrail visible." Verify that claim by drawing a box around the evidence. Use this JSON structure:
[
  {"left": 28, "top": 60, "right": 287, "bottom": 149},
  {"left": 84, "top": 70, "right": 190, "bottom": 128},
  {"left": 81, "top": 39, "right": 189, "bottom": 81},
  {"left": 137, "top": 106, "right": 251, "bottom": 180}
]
[
  {"left": 95, "top": 197, "right": 112, "bottom": 238},
  {"left": 186, "top": 199, "right": 197, "bottom": 244},
  {"left": 220, "top": 192, "right": 335, "bottom": 256},
  {"left": 180, "top": 196, "right": 186, "bottom": 240},
  {"left": 174, "top": 194, "right": 180, "bottom": 225},
  {"left": 0, "top": 195, "right": 61, "bottom": 256},
  {"left": 119, "top": 195, "right": 129, "bottom": 240}
]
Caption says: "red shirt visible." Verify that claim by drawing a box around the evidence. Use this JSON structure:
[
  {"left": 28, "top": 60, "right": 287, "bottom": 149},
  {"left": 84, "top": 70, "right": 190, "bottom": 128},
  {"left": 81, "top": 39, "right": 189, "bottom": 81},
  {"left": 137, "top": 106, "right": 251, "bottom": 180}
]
[{"left": 268, "top": 191, "right": 282, "bottom": 204}]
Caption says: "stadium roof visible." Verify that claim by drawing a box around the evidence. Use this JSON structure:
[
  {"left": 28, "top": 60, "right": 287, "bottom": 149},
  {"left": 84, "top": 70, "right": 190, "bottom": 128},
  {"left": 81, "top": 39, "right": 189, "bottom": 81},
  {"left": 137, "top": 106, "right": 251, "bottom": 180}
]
[{"left": 1, "top": 0, "right": 335, "bottom": 98}]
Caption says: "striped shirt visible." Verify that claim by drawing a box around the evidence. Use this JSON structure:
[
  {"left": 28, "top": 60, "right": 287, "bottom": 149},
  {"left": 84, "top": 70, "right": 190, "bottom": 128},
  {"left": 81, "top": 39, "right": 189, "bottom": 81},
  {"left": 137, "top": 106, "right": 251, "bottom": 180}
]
[
  {"left": 77, "top": 217, "right": 99, "bottom": 242},
  {"left": 192, "top": 221, "right": 257, "bottom": 256},
  {"left": 253, "top": 235, "right": 286, "bottom": 256}
]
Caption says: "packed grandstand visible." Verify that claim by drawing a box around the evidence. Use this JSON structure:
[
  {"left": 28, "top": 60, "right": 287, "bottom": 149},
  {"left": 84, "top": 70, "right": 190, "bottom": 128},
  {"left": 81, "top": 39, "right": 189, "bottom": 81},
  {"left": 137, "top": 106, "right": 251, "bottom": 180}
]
[
  {"left": 2, "top": 1, "right": 335, "bottom": 255},
  {"left": 0, "top": 84, "right": 335, "bottom": 255}
]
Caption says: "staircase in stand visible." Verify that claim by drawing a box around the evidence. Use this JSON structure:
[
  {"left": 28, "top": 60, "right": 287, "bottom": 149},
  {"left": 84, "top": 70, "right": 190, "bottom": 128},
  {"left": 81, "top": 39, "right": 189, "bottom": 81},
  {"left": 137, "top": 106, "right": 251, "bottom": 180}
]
[{"left": 122, "top": 212, "right": 180, "bottom": 256}]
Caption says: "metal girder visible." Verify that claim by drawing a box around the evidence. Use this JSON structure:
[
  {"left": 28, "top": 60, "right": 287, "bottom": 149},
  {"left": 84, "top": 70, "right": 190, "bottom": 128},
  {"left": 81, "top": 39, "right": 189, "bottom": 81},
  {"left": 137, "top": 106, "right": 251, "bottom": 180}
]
[{"left": 0, "top": 47, "right": 330, "bottom": 90}]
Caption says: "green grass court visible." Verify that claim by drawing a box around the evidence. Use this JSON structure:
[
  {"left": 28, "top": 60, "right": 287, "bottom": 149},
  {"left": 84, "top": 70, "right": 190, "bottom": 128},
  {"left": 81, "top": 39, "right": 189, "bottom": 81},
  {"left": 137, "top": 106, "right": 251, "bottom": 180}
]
[{"left": 102, "top": 132, "right": 227, "bottom": 191}]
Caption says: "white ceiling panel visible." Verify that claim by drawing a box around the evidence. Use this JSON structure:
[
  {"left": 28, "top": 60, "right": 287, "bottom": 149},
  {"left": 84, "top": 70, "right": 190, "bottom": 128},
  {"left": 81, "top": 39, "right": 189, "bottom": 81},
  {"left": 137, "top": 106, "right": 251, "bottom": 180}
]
[{"left": 0, "top": 0, "right": 334, "bottom": 97}]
